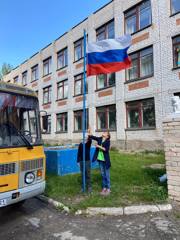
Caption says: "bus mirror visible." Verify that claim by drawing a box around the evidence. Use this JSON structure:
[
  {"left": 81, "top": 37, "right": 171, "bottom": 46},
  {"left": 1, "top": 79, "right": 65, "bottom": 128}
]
[{"left": 42, "top": 116, "right": 48, "bottom": 132}]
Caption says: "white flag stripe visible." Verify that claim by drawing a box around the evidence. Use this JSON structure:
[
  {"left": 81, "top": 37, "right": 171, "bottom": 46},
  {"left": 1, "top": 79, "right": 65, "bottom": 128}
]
[{"left": 87, "top": 35, "right": 131, "bottom": 53}]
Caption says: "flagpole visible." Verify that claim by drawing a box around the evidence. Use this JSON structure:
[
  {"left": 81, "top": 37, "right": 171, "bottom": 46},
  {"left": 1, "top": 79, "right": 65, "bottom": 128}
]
[{"left": 82, "top": 29, "right": 87, "bottom": 193}]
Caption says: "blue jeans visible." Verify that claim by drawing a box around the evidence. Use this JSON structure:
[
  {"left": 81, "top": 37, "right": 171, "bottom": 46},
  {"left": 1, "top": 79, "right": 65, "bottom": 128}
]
[{"left": 99, "top": 161, "right": 110, "bottom": 190}]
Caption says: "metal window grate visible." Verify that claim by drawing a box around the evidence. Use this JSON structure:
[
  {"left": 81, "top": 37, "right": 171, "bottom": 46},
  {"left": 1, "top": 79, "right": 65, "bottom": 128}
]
[
  {"left": 21, "top": 158, "right": 43, "bottom": 172},
  {"left": 0, "top": 163, "right": 16, "bottom": 176}
]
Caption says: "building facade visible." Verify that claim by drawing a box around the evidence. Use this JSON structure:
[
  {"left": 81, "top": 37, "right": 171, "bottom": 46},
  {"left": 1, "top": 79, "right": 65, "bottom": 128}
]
[{"left": 3, "top": 0, "right": 180, "bottom": 150}]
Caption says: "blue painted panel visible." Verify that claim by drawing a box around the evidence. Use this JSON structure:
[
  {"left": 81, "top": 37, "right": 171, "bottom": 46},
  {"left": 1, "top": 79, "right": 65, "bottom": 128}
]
[{"left": 45, "top": 146, "right": 98, "bottom": 176}]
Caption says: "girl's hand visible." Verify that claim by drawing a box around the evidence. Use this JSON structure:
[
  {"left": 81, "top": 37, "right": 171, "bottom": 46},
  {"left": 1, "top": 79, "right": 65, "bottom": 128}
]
[{"left": 95, "top": 143, "right": 99, "bottom": 148}]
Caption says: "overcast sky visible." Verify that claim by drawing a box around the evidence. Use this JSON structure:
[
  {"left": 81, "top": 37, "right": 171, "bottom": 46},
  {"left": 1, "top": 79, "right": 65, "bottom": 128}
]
[{"left": 0, "top": 0, "right": 110, "bottom": 68}]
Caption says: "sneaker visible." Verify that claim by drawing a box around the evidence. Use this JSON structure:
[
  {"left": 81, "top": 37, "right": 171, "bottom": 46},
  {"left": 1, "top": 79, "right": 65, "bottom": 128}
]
[
  {"left": 104, "top": 189, "right": 111, "bottom": 196},
  {"left": 100, "top": 188, "right": 107, "bottom": 195}
]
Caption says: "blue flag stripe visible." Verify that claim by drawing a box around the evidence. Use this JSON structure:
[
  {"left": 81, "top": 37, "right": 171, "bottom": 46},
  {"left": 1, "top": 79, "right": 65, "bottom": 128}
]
[{"left": 87, "top": 47, "right": 129, "bottom": 65}]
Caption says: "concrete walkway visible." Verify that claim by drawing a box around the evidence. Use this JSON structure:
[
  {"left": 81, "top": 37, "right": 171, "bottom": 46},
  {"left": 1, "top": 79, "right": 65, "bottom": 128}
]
[{"left": 0, "top": 198, "right": 180, "bottom": 240}]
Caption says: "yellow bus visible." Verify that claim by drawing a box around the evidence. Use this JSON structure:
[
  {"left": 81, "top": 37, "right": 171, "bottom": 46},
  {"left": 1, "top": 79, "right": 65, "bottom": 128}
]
[{"left": 0, "top": 82, "right": 46, "bottom": 207}]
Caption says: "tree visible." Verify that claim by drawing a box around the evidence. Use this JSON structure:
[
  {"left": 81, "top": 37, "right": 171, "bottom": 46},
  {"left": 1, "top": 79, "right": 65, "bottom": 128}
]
[{"left": 0, "top": 63, "right": 13, "bottom": 81}]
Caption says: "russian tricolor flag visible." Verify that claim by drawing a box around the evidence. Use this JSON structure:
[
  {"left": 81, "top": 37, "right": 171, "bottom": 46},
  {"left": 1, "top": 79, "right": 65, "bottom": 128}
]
[{"left": 87, "top": 35, "right": 132, "bottom": 76}]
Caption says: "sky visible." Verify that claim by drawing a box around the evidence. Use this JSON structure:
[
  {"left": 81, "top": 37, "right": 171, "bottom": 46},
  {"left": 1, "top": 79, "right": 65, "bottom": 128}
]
[{"left": 0, "top": 0, "right": 111, "bottom": 68}]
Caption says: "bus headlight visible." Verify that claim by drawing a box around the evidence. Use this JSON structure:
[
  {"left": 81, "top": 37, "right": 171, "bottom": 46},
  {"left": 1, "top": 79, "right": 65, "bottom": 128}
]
[{"left": 25, "top": 172, "right": 35, "bottom": 184}]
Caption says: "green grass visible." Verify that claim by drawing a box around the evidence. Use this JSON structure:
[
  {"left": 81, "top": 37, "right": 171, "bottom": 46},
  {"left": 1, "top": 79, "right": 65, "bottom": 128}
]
[{"left": 45, "top": 150, "right": 168, "bottom": 211}]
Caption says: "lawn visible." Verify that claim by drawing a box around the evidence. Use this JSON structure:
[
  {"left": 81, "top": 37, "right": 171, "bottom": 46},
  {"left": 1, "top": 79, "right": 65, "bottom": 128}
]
[{"left": 45, "top": 150, "right": 168, "bottom": 211}]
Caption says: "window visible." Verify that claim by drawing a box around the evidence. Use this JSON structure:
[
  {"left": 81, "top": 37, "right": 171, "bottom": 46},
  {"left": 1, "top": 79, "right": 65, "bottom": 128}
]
[
  {"left": 97, "top": 73, "right": 115, "bottom": 90},
  {"left": 56, "top": 112, "right": 68, "bottom": 132},
  {"left": 57, "top": 80, "right": 68, "bottom": 100},
  {"left": 125, "top": 0, "right": 152, "bottom": 35},
  {"left": 97, "top": 105, "right": 116, "bottom": 131},
  {"left": 74, "top": 109, "right": 88, "bottom": 132},
  {"left": 14, "top": 76, "right": 19, "bottom": 84},
  {"left": 171, "top": 0, "right": 180, "bottom": 15},
  {"left": 22, "top": 71, "right": 27, "bottom": 86},
  {"left": 57, "top": 48, "right": 68, "bottom": 69},
  {"left": 43, "top": 86, "right": 52, "bottom": 104},
  {"left": 126, "top": 46, "right": 153, "bottom": 81},
  {"left": 43, "top": 57, "right": 52, "bottom": 76},
  {"left": 96, "top": 20, "right": 115, "bottom": 41},
  {"left": 42, "top": 115, "right": 51, "bottom": 134},
  {"left": 74, "top": 73, "right": 88, "bottom": 96},
  {"left": 74, "top": 38, "right": 84, "bottom": 62},
  {"left": 173, "top": 35, "right": 180, "bottom": 68},
  {"left": 126, "top": 98, "right": 155, "bottom": 129},
  {"left": 31, "top": 65, "right": 39, "bottom": 82}
]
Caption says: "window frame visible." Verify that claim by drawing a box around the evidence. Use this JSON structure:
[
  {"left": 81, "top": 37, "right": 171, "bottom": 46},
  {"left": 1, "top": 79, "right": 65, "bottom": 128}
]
[
  {"left": 126, "top": 98, "right": 156, "bottom": 130},
  {"left": 96, "top": 73, "right": 116, "bottom": 91},
  {"left": 31, "top": 64, "right": 39, "bottom": 82},
  {"left": 42, "top": 115, "right": 51, "bottom": 134},
  {"left": 22, "top": 71, "right": 28, "bottom": 86},
  {"left": 74, "top": 38, "right": 84, "bottom": 62},
  {"left": 43, "top": 57, "right": 52, "bottom": 77},
  {"left": 126, "top": 45, "right": 154, "bottom": 82},
  {"left": 56, "top": 112, "right": 68, "bottom": 133},
  {"left": 74, "top": 73, "right": 88, "bottom": 96},
  {"left": 57, "top": 79, "right": 68, "bottom": 100},
  {"left": 124, "top": 0, "right": 152, "bottom": 35},
  {"left": 14, "top": 76, "right": 19, "bottom": 84},
  {"left": 170, "top": 0, "right": 180, "bottom": 16},
  {"left": 74, "top": 109, "right": 89, "bottom": 132},
  {"left": 43, "top": 85, "right": 52, "bottom": 105},
  {"left": 57, "top": 47, "right": 68, "bottom": 70},
  {"left": 172, "top": 35, "right": 180, "bottom": 69},
  {"left": 96, "top": 19, "right": 115, "bottom": 41},
  {"left": 96, "top": 105, "right": 116, "bottom": 131}
]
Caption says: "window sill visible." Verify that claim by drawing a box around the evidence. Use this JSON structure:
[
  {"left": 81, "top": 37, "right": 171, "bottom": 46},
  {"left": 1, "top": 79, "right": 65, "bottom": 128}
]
[
  {"left": 31, "top": 79, "right": 38, "bottom": 83},
  {"left": 170, "top": 11, "right": 180, "bottom": 17},
  {"left": 125, "top": 75, "right": 153, "bottom": 84},
  {"left": 125, "top": 127, "right": 156, "bottom": 131},
  {"left": 73, "top": 94, "right": 88, "bottom": 97},
  {"left": 95, "top": 129, "right": 116, "bottom": 132},
  {"left": 172, "top": 66, "right": 180, "bottom": 71},
  {"left": 73, "top": 58, "right": 84, "bottom": 64},
  {"left": 57, "top": 66, "right": 68, "bottom": 72},
  {"left": 42, "top": 132, "right": 51, "bottom": 135},
  {"left": 95, "top": 85, "right": 115, "bottom": 92},
  {"left": 129, "top": 24, "right": 152, "bottom": 36},
  {"left": 55, "top": 131, "right": 68, "bottom": 134},
  {"left": 42, "top": 102, "right": 51, "bottom": 106},
  {"left": 43, "top": 73, "right": 52, "bottom": 78},
  {"left": 56, "top": 98, "right": 68, "bottom": 102},
  {"left": 73, "top": 130, "right": 87, "bottom": 133}
]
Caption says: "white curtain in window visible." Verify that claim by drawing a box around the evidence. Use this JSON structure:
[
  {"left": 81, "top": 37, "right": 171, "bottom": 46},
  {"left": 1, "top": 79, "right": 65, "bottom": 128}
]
[{"left": 140, "top": 54, "right": 153, "bottom": 77}]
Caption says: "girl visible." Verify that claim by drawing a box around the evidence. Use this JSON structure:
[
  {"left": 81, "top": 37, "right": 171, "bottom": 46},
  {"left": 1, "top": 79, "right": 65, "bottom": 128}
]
[{"left": 89, "top": 131, "right": 111, "bottom": 195}]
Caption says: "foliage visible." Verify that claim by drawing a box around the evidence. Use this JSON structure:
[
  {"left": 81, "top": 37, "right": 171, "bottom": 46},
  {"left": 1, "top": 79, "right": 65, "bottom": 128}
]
[{"left": 0, "top": 63, "right": 13, "bottom": 80}]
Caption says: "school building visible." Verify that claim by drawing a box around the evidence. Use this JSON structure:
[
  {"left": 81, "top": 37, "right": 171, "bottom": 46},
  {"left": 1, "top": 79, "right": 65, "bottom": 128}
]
[{"left": 3, "top": 0, "right": 180, "bottom": 150}]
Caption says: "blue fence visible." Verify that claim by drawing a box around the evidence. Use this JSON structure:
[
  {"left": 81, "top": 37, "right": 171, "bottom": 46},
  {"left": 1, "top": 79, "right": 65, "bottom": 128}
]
[{"left": 45, "top": 146, "right": 98, "bottom": 176}]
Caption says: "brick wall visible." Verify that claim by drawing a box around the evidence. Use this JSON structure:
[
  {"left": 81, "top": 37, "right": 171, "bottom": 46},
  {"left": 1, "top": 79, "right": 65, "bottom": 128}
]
[{"left": 163, "top": 116, "right": 180, "bottom": 202}]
